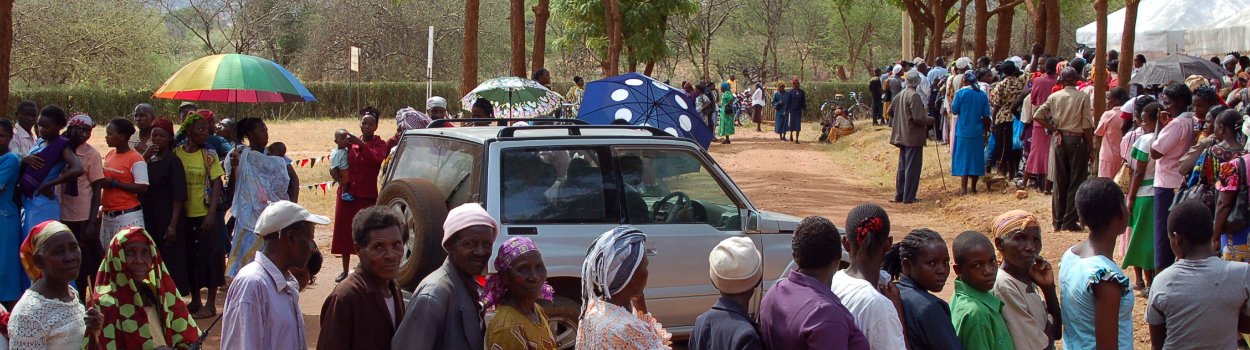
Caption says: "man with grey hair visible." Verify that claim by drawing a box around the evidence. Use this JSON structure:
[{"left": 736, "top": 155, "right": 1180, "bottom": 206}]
[
  {"left": 889, "top": 71, "right": 935, "bottom": 204},
  {"left": 1034, "top": 67, "right": 1095, "bottom": 231}
]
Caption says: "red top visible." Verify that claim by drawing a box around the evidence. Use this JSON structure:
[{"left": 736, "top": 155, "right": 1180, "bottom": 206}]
[{"left": 347, "top": 135, "right": 388, "bottom": 200}]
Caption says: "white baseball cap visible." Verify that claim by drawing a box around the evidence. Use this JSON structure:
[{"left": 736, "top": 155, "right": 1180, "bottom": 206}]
[{"left": 254, "top": 200, "right": 331, "bottom": 237}]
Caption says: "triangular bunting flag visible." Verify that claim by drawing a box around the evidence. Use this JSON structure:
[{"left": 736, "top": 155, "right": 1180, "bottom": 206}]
[
  {"left": 309, "top": 158, "right": 317, "bottom": 168},
  {"left": 320, "top": 183, "right": 328, "bottom": 195}
]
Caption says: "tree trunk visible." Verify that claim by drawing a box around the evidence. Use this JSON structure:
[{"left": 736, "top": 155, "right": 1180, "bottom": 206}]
[
  {"left": 509, "top": 0, "right": 526, "bottom": 78},
  {"left": 1030, "top": 0, "right": 1046, "bottom": 54},
  {"left": 1117, "top": 0, "right": 1138, "bottom": 90},
  {"left": 913, "top": 25, "right": 927, "bottom": 61},
  {"left": 461, "top": 0, "right": 480, "bottom": 97},
  {"left": 604, "top": 0, "right": 622, "bottom": 77},
  {"left": 0, "top": 0, "right": 11, "bottom": 118},
  {"left": 1044, "top": 0, "right": 1060, "bottom": 55},
  {"left": 954, "top": 0, "right": 969, "bottom": 58},
  {"left": 1093, "top": 0, "right": 1107, "bottom": 117},
  {"left": 644, "top": 60, "right": 656, "bottom": 76},
  {"left": 992, "top": 8, "right": 1014, "bottom": 60},
  {"left": 531, "top": 0, "right": 549, "bottom": 72},
  {"left": 928, "top": 0, "right": 948, "bottom": 59},
  {"left": 973, "top": 0, "right": 988, "bottom": 59}
]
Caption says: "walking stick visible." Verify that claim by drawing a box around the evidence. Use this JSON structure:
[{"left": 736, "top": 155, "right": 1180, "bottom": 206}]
[
  {"left": 933, "top": 137, "right": 949, "bottom": 192},
  {"left": 189, "top": 314, "right": 223, "bottom": 350}
]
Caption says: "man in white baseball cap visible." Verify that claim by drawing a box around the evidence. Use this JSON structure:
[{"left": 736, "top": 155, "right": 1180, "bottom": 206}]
[
  {"left": 221, "top": 200, "right": 329, "bottom": 350},
  {"left": 689, "top": 236, "right": 765, "bottom": 350}
]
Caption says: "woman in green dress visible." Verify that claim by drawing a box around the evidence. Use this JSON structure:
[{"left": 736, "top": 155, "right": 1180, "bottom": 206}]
[
  {"left": 1124, "top": 102, "right": 1160, "bottom": 296},
  {"left": 718, "top": 82, "right": 735, "bottom": 144}
]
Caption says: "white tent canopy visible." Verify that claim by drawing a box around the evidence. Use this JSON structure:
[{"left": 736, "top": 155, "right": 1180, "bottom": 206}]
[
  {"left": 1186, "top": 7, "right": 1250, "bottom": 56},
  {"left": 1076, "top": 0, "right": 1250, "bottom": 54}
]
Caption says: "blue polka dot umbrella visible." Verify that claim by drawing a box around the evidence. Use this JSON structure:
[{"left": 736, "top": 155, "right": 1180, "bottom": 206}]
[{"left": 577, "top": 73, "right": 712, "bottom": 149}]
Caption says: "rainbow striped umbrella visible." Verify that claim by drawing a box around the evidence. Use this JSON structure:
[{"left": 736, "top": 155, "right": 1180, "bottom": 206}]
[{"left": 153, "top": 54, "right": 316, "bottom": 103}]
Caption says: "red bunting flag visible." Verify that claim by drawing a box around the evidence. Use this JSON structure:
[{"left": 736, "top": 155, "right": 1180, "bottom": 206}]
[{"left": 320, "top": 183, "right": 328, "bottom": 194}]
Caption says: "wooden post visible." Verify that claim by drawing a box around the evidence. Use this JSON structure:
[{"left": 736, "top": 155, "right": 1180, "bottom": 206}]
[
  {"left": 1117, "top": 0, "right": 1138, "bottom": 90},
  {"left": 1093, "top": 0, "right": 1108, "bottom": 167}
]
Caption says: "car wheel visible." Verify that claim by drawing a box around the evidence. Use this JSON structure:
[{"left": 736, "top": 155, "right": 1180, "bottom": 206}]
[
  {"left": 378, "top": 178, "right": 448, "bottom": 290},
  {"left": 539, "top": 295, "right": 581, "bottom": 350}
]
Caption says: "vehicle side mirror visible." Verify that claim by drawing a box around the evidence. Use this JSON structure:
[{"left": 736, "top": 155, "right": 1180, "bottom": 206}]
[{"left": 744, "top": 209, "right": 761, "bottom": 233}]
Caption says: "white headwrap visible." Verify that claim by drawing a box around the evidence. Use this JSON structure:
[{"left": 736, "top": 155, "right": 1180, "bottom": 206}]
[
  {"left": 1225, "top": 55, "right": 1238, "bottom": 65},
  {"left": 955, "top": 57, "right": 973, "bottom": 70},
  {"left": 427, "top": 96, "right": 448, "bottom": 109},
  {"left": 580, "top": 226, "right": 647, "bottom": 315}
]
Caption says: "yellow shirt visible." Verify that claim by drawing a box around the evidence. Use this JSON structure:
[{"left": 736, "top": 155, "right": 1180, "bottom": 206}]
[
  {"left": 174, "top": 147, "right": 225, "bottom": 218},
  {"left": 487, "top": 304, "right": 557, "bottom": 350}
]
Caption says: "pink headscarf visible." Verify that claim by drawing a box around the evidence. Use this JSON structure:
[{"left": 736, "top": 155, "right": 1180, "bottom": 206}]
[
  {"left": 480, "top": 237, "right": 554, "bottom": 310},
  {"left": 441, "top": 203, "right": 499, "bottom": 246}
]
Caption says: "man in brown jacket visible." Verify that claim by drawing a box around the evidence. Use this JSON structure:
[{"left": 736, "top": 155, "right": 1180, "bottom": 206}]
[
  {"left": 318, "top": 206, "right": 407, "bottom": 349},
  {"left": 890, "top": 71, "right": 936, "bottom": 204}
]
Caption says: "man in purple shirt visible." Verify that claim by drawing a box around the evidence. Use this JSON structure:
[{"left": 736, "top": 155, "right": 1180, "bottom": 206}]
[{"left": 759, "top": 216, "right": 869, "bottom": 349}]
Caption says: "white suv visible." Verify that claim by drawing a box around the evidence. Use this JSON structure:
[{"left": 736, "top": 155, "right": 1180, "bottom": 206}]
[{"left": 378, "top": 119, "right": 801, "bottom": 348}]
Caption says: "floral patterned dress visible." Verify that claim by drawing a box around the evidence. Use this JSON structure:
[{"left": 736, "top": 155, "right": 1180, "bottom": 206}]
[
  {"left": 1216, "top": 152, "right": 1250, "bottom": 262},
  {"left": 574, "top": 299, "right": 672, "bottom": 350}
]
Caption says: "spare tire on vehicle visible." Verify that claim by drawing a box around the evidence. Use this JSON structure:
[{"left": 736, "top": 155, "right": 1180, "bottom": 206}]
[{"left": 378, "top": 178, "right": 449, "bottom": 290}]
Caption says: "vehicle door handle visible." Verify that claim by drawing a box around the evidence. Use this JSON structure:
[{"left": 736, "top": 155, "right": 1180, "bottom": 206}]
[{"left": 646, "top": 248, "right": 658, "bottom": 256}]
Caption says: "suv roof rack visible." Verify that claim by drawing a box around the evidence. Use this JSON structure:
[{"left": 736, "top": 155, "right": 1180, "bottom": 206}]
[
  {"left": 428, "top": 118, "right": 588, "bottom": 128},
  {"left": 497, "top": 124, "right": 671, "bottom": 138}
]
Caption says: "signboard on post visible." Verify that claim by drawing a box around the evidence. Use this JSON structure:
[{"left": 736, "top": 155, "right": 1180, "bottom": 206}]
[{"left": 350, "top": 46, "right": 361, "bottom": 72}]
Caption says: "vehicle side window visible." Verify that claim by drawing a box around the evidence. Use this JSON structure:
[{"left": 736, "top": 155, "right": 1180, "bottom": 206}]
[
  {"left": 392, "top": 137, "right": 482, "bottom": 209},
  {"left": 500, "top": 146, "right": 620, "bottom": 224},
  {"left": 614, "top": 148, "right": 742, "bottom": 230}
]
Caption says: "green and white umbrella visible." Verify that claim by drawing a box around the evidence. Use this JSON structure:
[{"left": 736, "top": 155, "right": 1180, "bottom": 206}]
[{"left": 460, "top": 77, "right": 564, "bottom": 118}]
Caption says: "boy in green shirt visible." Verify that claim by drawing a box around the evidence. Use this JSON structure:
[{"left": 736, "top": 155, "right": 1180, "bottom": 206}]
[{"left": 951, "top": 231, "right": 1015, "bottom": 350}]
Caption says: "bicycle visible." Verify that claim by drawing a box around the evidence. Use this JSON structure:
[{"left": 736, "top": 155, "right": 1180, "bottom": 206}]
[{"left": 845, "top": 92, "right": 871, "bottom": 122}]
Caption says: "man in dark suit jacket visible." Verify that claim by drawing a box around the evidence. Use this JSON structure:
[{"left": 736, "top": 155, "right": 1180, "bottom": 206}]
[
  {"left": 393, "top": 203, "right": 499, "bottom": 350},
  {"left": 689, "top": 237, "right": 765, "bottom": 350}
]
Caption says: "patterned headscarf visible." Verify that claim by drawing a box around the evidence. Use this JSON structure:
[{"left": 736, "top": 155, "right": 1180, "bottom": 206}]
[
  {"left": 480, "top": 237, "right": 554, "bottom": 310},
  {"left": 395, "top": 107, "right": 432, "bottom": 131},
  {"left": 991, "top": 210, "right": 1040, "bottom": 239},
  {"left": 964, "top": 71, "right": 981, "bottom": 91},
  {"left": 67, "top": 113, "right": 95, "bottom": 128},
  {"left": 93, "top": 227, "right": 200, "bottom": 349},
  {"left": 580, "top": 226, "right": 647, "bottom": 314},
  {"left": 19, "top": 220, "right": 72, "bottom": 281},
  {"left": 175, "top": 111, "right": 207, "bottom": 144}
]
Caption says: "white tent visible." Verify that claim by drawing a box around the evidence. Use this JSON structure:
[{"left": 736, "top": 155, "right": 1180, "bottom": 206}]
[
  {"left": 1186, "top": 7, "right": 1250, "bottom": 56},
  {"left": 1076, "top": 0, "right": 1250, "bottom": 54}
]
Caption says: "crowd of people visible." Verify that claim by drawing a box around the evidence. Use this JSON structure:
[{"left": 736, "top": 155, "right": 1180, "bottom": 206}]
[{"left": 883, "top": 48, "right": 1250, "bottom": 349}]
